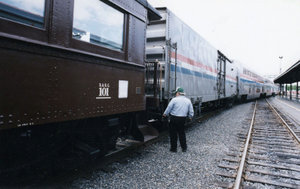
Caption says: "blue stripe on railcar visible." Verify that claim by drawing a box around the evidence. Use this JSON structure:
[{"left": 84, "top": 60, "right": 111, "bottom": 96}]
[
  {"left": 240, "top": 78, "right": 263, "bottom": 86},
  {"left": 171, "top": 64, "right": 215, "bottom": 81},
  {"left": 170, "top": 64, "right": 236, "bottom": 85}
]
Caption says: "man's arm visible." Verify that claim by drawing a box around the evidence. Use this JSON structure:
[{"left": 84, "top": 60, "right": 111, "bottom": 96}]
[
  {"left": 188, "top": 101, "right": 194, "bottom": 119},
  {"left": 163, "top": 99, "right": 174, "bottom": 117}
]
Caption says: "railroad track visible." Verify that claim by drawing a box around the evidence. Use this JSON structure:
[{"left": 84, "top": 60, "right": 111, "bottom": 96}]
[
  {"left": 217, "top": 99, "right": 300, "bottom": 188},
  {"left": 271, "top": 99, "right": 300, "bottom": 136}
]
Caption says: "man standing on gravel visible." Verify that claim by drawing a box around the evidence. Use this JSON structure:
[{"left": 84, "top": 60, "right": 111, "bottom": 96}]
[{"left": 163, "top": 87, "right": 194, "bottom": 152}]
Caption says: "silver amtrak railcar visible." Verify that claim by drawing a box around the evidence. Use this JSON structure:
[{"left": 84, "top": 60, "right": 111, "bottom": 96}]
[
  {"left": 145, "top": 7, "right": 237, "bottom": 114},
  {"left": 145, "top": 7, "right": 276, "bottom": 117}
]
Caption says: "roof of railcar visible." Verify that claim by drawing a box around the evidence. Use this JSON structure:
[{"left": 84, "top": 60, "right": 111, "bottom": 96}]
[{"left": 136, "top": 0, "right": 161, "bottom": 20}]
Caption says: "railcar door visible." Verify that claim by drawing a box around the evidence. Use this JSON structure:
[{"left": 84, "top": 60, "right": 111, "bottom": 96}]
[
  {"left": 217, "top": 51, "right": 226, "bottom": 99},
  {"left": 166, "top": 39, "right": 177, "bottom": 101},
  {"left": 236, "top": 75, "right": 240, "bottom": 96}
]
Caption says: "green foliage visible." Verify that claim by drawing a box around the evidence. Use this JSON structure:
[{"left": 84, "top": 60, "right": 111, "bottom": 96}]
[{"left": 286, "top": 84, "right": 300, "bottom": 90}]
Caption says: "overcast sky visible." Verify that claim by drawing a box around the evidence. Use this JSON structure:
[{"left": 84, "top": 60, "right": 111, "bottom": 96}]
[{"left": 148, "top": 0, "right": 300, "bottom": 78}]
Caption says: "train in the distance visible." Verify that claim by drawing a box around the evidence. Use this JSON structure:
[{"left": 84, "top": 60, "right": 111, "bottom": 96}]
[{"left": 0, "top": 1, "right": 277, "bottom": 171}]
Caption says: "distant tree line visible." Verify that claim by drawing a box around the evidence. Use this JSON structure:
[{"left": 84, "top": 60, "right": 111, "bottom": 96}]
[{"left": 286, "top": 84, "right": 300, "bottom": 90}]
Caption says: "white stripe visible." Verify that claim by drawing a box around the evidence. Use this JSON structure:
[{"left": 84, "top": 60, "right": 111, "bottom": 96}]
[{"left": 96, "top": 97, "right": 111, "bottom": 99}]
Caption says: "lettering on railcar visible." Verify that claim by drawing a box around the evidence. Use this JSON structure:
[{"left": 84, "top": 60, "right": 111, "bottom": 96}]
[
  {"left": 96, "top": 83, "right": 111, "bottom": 99},
  {"left": 17, "top": 122, "right": 34, "bottom": 127}
]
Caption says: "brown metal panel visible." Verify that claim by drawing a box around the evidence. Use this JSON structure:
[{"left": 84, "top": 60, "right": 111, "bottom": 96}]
[
  {"left": 71, "top": 38, "right": 126, "bottom": 61},
  {"left": 127, "top": 15, "right": 146, "bottom": 65},
  {"left": 0, "top": 48, "right": 52, "bottom": 129},
  {"left": 0, "top": 0, "right": 149, "bottom": 130},
  {"left": 48, "top": 0, "right": 73, "bottom": 47},
  {"left": 0, "top": 39, "right": 145, "bottom": 130},
  {"left": 111, "top": 0, "right": 147, "bottom": 22}
]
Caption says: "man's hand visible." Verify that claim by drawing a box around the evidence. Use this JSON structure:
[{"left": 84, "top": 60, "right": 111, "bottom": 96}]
[{"left": 162, "top": 114, "right": 167, "bottom": 121}]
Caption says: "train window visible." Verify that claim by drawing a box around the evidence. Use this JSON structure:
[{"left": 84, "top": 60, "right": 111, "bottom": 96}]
[
  {"left": 146, "top": 54, "right": 164, "bottom": 61},
  {"left": 0, "top": 0, "right": 45, "bottom": 28},
  {"left": 72, "top": 0, "right": 124, "bottom": 51}
]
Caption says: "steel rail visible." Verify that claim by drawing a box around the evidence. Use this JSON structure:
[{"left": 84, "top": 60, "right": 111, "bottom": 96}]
[
  {"left": 274, "top": 98, "right": 300, "bottom": 126},
  {"left": 266, "top": 99, "right": 300, "bottom": 144},
  {"left": 233, "top": 100, "right": 257, "bottom": 189}
]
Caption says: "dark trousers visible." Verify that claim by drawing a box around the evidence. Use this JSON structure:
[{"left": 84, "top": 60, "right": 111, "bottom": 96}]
[{"left": 169, "top": 115, "right": 187, "bottom": 150}]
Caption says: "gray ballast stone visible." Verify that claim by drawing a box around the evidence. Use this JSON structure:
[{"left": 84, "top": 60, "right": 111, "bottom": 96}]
[{"left": 72, "top": 102, "right": 253, "bottom": 189}]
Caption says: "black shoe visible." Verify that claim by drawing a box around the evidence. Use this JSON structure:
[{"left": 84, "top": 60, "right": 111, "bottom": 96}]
[
  {"left": 182, "top": 148, "right": 187, "bottom": 152},
  {"left": 170, "top": 149, "right": 177, "bottom": 152}
]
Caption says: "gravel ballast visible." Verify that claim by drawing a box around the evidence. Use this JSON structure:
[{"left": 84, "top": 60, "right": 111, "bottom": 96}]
[{"left": 71, "top": 102, "right": 254, "bottom": 188}]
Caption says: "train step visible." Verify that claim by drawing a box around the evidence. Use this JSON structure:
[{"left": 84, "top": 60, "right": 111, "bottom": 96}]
[
  {"left": 138, "top": 124, "right": 159, "bottom": 142},
  {"left": 75, "top": 141, "right": 100, "bottom": 156},
  {"left": 116, "top": 138, "right": 141, "bottom": 147}
]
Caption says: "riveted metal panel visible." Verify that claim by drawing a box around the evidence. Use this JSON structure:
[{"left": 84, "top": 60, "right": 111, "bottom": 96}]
[
  {"left": 0, "top": 37, "right": 145, "bottom": 130},
  {"left": 127, "top": 15, "right": 146, "bottom": 65},
  {"left": 49, "top": 0, "right": 73, "bottom": 47},
  {"left": 111, "top": 0, "right": 147, "bottom": 22},
  {"left": 0, "top": 0, "right": 150, "bottom": 130}
]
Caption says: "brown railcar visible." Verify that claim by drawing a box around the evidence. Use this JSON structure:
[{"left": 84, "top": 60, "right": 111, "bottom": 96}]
[{"left": 0, "top": 0, "right": 160, "bottom": 166}]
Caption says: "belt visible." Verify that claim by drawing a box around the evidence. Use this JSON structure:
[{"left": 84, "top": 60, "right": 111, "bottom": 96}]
[{"left": 170, "top": 114, "right": 186, "bottom": 118}]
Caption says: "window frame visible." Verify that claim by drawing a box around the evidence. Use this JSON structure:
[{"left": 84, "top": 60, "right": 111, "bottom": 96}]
[
  {"left": 70, "top": 0, "right": 128, "bottom": 60},
  {"left": 0, "top": 0, "right": 50, "bottom": 42},
  {"left": 0, "top": 0, "right": 131, "bottom": 62}
]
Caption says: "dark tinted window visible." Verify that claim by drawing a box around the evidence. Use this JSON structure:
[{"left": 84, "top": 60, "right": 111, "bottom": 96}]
[
  {"left": 72, "top": 0, "right": 124, "bottom": 51},
  {"left": 0, "top": 0, "right": 45, "bottom": 28}
]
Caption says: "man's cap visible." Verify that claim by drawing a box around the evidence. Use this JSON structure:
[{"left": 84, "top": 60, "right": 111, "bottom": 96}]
[{"left": 175, "top": 87, "right": 185, "bottom": 95}]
